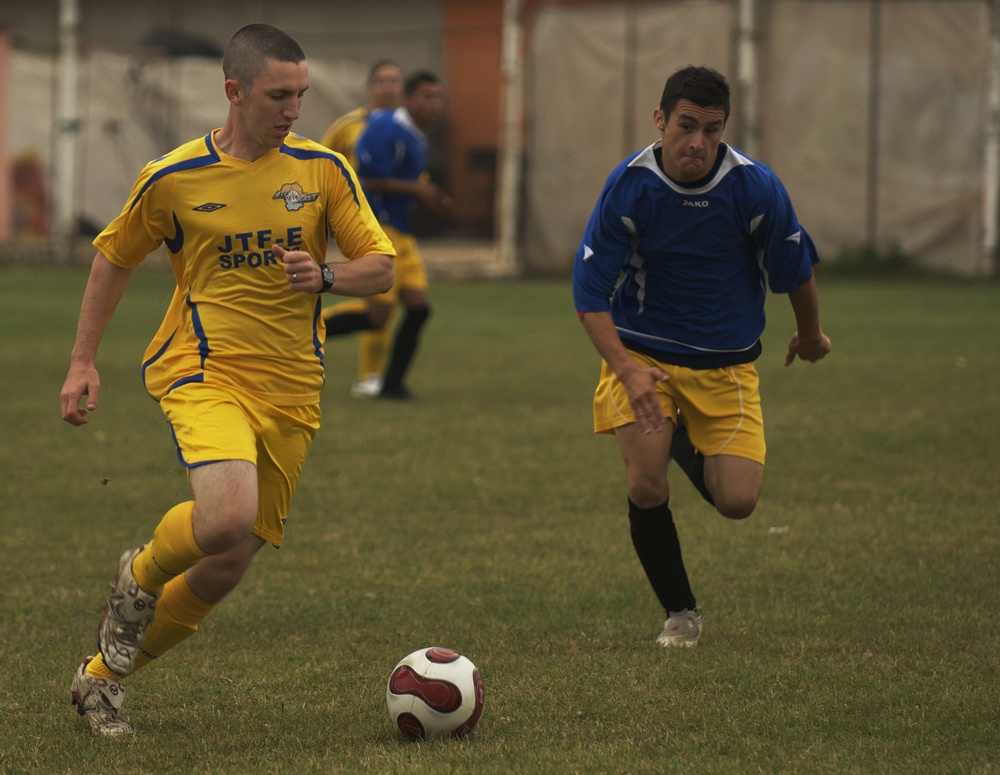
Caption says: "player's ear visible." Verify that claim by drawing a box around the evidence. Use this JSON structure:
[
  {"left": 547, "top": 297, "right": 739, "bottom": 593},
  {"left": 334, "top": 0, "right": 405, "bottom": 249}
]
[
  {"left": 653, "top": 108, "right": 666, "bottom": 131},
  {"left": 224, "top": 78, "right": 243, "bottom": 105}
]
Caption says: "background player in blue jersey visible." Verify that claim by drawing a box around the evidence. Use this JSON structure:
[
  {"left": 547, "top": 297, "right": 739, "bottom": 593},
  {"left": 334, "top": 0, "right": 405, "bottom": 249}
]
[
  {"left": 322, "top": 70, "right": 452, "bottom": 400},
  {"left": 573, "top": 65, "right": 831, "bottom": 648}
]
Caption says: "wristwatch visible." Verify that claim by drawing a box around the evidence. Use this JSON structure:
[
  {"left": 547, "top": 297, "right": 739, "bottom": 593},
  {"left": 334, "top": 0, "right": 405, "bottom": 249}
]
[{"left": 318, "top": 263, "right": 335, "bottom": 293}]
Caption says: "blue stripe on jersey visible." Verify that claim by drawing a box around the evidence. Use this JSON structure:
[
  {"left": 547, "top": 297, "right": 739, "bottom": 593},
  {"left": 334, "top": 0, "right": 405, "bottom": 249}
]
[
  {"left": 311, "top": 295, "right": 324, "bottom": 366},
  {"left": 185, "top": 293, "right": 210, "bottom": 367},
  {"left": 141, "top": 329, "right": 175, "bottom": 393},
  {"left": 165, "top": 212, "right": 184, "bottom": 254},
  {"left": 166, "top": 373, "right": 205, "bottom": 395},
  {"left": 281, "top": 144, "right": 360, "bottom": 207},
  {"left": 129, "top": 134, "right": 221, "bottom": 212}
]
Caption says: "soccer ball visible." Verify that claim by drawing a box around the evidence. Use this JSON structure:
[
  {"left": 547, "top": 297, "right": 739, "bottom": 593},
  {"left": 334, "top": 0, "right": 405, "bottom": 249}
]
[{"left": 386, "top": 647, "right": 485, "bottom": 740}]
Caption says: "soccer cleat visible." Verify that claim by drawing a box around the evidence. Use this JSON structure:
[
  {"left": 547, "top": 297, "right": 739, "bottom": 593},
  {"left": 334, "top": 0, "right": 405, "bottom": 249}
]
[
  {"left": 71, "top": 657, "right": 132, "bottom": 735},
  {"left": 350, "top": 375, "right": 384, "bottom": 398},
  {"left": 98, "top": 546, "right": 158, "bottom": 676},
  {"left": 656, "top": 607, "right": 703, "bottom": 648},
  {"left": 378, "top": 383, "right": 414, "bottom": 401}
]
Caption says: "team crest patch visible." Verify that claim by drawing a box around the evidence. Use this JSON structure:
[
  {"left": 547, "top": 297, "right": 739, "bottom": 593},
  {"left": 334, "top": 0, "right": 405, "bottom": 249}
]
[{"left": 273, "top": 183, "right": 320, "bottom": 211}]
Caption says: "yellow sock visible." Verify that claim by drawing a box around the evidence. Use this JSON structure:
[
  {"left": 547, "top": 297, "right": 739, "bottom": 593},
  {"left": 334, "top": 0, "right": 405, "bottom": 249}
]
[
  {"left": 84, "top": 653, "right": 120, "bottom": 682},
  {"left": 359, "top": 312, "right": 394, "bottom": 380},
  {"left": 131, "top": 501, "right": 206, "bottom": 595},
  {"left": 127, "top": 574, "right": 216, "bottom": 675}
]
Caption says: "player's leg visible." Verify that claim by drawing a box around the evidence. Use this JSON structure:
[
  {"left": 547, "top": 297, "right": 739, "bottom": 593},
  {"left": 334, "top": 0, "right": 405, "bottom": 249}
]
[
  {"left": 379, "top": 234, "right": 430, "bottom": 400},
  {"left": 353, "top": 311, "right": 395, "bottom": 395},
  {"left": 322, "top": 298, "right": 378, "bottom": 337},
  {"left": 669, "top": 414, "right": 714, "bottom": 506},
  {"left": 73, "top": 398, "right": 318, "bottom": 735},
  {"left": 593, "top": 356, "right": 702, "bottom": 647},
  {"left": 705, "top": 455, "right": 763, "bottom": 519},
  {"left": 350, "top": 301, "right": 394, "bottom": 396},
  {"left": 87, "top": 387, "right": 258, "bottom": 679},
  {"left": 616, "top": 423, "right": 698, "bottom": 615},
  {"left": 380, "top": 289, "right": 430, "bottom": 399},
  {"left": 73, "top": 531, "right": 264, "bottom": 736},
  {"left": 675, "top": 362, "right": 766, "bottom": 520}
]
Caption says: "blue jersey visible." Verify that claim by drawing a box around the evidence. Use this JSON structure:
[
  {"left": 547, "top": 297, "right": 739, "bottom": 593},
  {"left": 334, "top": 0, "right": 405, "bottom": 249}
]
[
  {"left": 572, "top": 141, "right": 818, "bottom": 368},
  {"left": 355, "top": 107, "right": 427, "bottom": 235}
]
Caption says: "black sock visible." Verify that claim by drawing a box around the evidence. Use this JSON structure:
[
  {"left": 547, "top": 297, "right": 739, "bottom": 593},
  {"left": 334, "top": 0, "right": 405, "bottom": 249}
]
[
  {"left": 381, "top": 306, "right": 430, "bottom": 390},
  {"left": 670, "top": 416, "right": 715, "bottom": 506},
  {"left": 628, "top": 498, "right": 696, "bottom": 614},
  {"left": 324, "top": 312, "right": 377, "bottom": 339}
]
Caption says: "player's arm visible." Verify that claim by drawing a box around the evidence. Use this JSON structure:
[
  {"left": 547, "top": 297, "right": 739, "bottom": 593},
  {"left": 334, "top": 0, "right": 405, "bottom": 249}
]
[
  {"left": 60, "top": 252, "right": 133, "bottom": 426},
  {"left": 276, "top": 244, "right": 393, "bottom": 297},
  {"left": 357, "top": 127, "right": 451, "bottom": 213},
  {"left": 362, "top": 175, "right": 451, "bottom": 211},
  {"left": 784, "top": 275, "right": 831, "bottom": 366},
  {"left": 579, "top": 311, "right": 669, "bottom": 435}
]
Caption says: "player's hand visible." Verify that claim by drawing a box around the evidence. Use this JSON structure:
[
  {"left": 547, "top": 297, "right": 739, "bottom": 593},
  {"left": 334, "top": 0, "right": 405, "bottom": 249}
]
[
  {"left": 622, "top": 366, "right": 670, "bottom": 434},
  {"left": 275, "top": 244, "right": 320, "bottom": 292},
  {"left": 784, "top": 329, "right": 831, "bottom": 365},
  {"left": 416, "top": 182, "right": 453, "bottom": 215},
  {"left": 60, "top": 365, "right": 100, "bottom": 426}
]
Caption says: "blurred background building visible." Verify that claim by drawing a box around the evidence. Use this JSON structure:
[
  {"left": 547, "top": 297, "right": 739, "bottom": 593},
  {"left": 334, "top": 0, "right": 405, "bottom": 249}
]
[{"left": 0, "top": 0, "right": 996, "bottom": 276}]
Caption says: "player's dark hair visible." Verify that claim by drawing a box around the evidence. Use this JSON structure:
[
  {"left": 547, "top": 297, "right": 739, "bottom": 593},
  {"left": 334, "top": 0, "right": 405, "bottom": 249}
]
[
  {"left": 368, "top": 59, "right": 401, "bottom": 85},
  {"left": 659, "top": 66, "right": 730, "bottom": 123},
  {"left": 404, "top": 70, "right": 441, "bottom": 97},
  {"left": 223, "top": 24, "right": 305, "bottom": 88}
]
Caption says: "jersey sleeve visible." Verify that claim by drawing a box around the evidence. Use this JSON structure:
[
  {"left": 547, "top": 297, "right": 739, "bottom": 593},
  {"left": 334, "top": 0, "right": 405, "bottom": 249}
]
[
  {"left": 355, "top": 120, "right": 400, "bottom": 179},
  {"left": 324, "top": 155, "right": 395, "bottom": 260},
  {"left": 93, "top": 163, "right": 174, "bottom": 268},
  {"left": 754, "top": 172, "right": 819, "bottom": 294},
  {"left": 572, "top": 170, "right": 634, "bottom": 314}
]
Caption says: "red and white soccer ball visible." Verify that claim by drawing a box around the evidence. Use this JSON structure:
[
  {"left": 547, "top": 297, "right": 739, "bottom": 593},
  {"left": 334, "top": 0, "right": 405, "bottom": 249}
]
[{"left": 386, "top": 647, "right": 485, "bottom": 741}]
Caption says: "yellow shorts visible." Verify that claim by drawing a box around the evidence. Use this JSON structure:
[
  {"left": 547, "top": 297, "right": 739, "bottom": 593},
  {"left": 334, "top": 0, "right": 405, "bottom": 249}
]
[
  {"left": 593, "top": 351, "right": 766, "bottom": 464},
  {"left": 159, "top": 382, "right": 321, "bottom": 546},
  {"left": 369, "top": 224, "right": 428, "bottom": 305}
]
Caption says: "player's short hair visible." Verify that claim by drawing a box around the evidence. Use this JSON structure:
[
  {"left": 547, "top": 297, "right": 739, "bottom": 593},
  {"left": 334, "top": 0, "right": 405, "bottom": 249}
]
[
  {"left": 404, "top": 70, "right": 441, "bottom": 97},
  {"left": 223, "top": 24, "right": 306, "bottom": 89},
  {"left": 659, "top": 66, "right": 730, "bottom": 123},
  {"left": 368, "top": 59, "right": 401, "bottom": 85}
]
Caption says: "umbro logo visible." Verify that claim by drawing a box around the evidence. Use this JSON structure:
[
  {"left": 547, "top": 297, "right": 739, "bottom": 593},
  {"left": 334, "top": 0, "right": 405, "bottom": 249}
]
[{"left": 193, "top": 202, "right": 227, "bottom": 212}]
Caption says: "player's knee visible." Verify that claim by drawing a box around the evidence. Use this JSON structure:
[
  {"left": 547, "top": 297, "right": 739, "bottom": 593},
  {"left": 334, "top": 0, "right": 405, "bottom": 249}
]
[
  {"left": 367, "top": 305, "right": 392, "bottom": 329},
  {"left": 714, "top": 492, "right": 758, "bottom": 520},
  {"left": 627, "top": 476, "right": 670, "bottom": 510},
  {"left": 195, "top": 503, "right": 257, "bottom": 554}
]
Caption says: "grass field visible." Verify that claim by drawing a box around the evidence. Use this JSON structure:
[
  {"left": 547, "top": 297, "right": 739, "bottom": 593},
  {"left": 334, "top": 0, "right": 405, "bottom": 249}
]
[{"left": 1, "top": 265, "right": 998, "bottom": 773}]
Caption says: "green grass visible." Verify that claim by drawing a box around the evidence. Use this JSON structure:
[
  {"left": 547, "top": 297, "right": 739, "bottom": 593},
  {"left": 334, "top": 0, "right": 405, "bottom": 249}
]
[{"left": 1, "top": 266, "right": 998, "bottom": 773}]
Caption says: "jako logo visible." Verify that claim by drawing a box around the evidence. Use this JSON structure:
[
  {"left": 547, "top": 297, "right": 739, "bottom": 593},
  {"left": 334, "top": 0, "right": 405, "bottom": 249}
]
[{"left": 682, "top": 200, "right": 709, "bottom": 208}]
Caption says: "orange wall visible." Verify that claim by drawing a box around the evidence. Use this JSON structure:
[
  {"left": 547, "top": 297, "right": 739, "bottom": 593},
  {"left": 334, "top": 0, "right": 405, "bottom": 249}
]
[
  {"left": 0, "top": 27, "right": 9, "bottom": 239},
  {"left": 443, "top": 0, "right": 504, "bottom": 236}
]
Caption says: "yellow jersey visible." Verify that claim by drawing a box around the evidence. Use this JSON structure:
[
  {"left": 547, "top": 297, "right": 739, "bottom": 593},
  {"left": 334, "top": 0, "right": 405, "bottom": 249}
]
[
  {"left": 320, "top": 107, "right": 369, "bottom": 168},
  {"left": 95, "top": 130, "right": 395, "bottom": 406}
]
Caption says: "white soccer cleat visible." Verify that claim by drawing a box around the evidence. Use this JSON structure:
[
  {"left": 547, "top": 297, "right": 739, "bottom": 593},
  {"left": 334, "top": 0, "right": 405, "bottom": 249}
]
[
  {"left": 98, "top": 546, "right": 158, "bottom": 676},
  {"left": 656, "top": 607, "right": 703, "bottom": 648},
  {"left": 70, "top": 657, "right": 132, "bottom": 736},
  {"left": 350, "top": 375, "right": 384, "bottom": 398}
]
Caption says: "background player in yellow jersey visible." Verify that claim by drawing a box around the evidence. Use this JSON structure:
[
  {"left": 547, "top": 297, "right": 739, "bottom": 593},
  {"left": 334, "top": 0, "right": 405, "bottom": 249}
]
[
  {"left": 320, "top": 60, "right": 405, "bottom": 397},
  {"left": 59, "top": 23, "right": 394, "bottom": 736},
  {"left": 323, "top": 70, "right": 452, "bottom": 400},
  {"left": 321, "top": 59, "right": 403, "bottom": 168}
]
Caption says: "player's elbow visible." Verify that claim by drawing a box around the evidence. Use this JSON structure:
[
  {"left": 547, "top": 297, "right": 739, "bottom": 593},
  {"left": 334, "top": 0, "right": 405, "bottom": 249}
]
[{"left": 375, "top": 258, "right": 394, "bottom": 293}]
